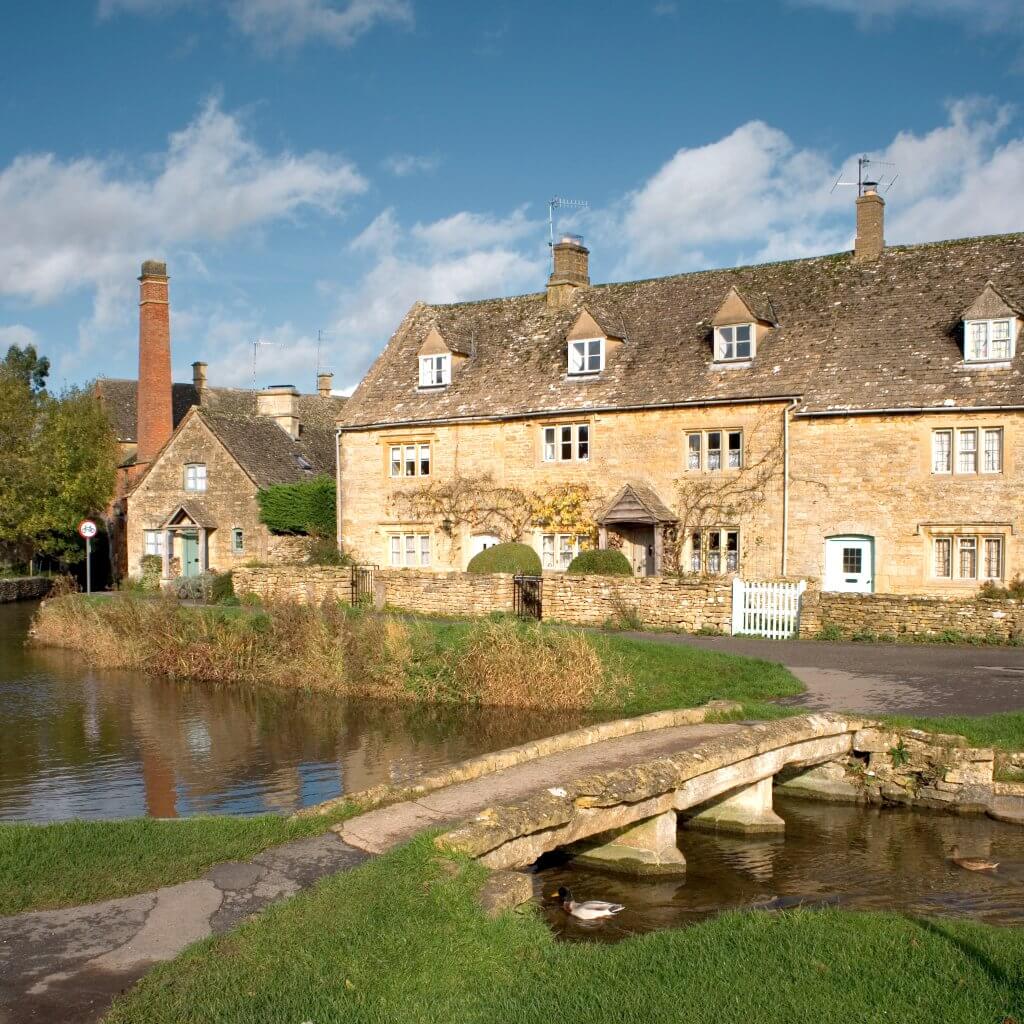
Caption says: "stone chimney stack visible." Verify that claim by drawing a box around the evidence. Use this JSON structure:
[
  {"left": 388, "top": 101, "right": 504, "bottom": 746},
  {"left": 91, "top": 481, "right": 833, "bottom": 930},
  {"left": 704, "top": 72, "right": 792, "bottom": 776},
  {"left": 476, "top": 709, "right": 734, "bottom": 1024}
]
[
  {"left": 317, "top": 371, "right": 334, "bottom": 398},
  {"left": 136, "top": 260, "right": 173, "bottom": 465},
  {"left": 257, "top": 384, "right": 301, "bottom": 439},
  {"left": 192, "top": 361, "right": 208, "bottom": 398},
  {"left": 854, "top": 184, "right": 885, "bottom": 262},
  {"left": 547, "top": 234, "right": 590, "bottom": 308}
]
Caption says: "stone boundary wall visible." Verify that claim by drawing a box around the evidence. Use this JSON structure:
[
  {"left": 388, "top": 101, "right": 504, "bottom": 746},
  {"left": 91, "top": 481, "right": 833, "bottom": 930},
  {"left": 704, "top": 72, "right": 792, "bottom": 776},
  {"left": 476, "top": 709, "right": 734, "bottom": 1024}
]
[
  {"left": 232, "top": 566, "right": 734, "bottom": 632},
  {"left": 0, "top": 577, "right": 53, "bottom": 603},
  {"left": 799, "top": 589, "right": 1024, "bottom": 642}
]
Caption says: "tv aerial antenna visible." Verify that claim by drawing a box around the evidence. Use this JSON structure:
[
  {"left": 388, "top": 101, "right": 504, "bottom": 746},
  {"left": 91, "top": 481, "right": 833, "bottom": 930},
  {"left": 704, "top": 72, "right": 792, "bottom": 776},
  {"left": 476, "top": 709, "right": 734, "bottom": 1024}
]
[
  {"left": 548, "top": 196, "right": 589, "bottom": 269},
  {"left": 251, "top": 339, "right": 279, "bottom": 395},
  {"left": 831, "top": 155, "right": 899, "bottom": 196}
]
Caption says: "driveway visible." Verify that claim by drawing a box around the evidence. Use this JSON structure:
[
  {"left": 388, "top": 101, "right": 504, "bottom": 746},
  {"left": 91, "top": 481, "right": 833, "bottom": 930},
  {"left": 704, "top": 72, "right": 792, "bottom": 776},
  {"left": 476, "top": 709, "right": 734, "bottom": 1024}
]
[{"left": 627, "top": 633, "right": 1024, "bottom": 716}]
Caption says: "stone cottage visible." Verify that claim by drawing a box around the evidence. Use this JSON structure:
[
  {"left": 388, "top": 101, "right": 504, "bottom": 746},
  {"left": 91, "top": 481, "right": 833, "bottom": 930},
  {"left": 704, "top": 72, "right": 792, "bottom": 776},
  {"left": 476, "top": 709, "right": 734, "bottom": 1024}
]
[
  {"left": 97, "top": 261, "right": 344, "bottom": 581},
  {"left": 337, "top": 189, "right": 1024, "bottom": 595}
]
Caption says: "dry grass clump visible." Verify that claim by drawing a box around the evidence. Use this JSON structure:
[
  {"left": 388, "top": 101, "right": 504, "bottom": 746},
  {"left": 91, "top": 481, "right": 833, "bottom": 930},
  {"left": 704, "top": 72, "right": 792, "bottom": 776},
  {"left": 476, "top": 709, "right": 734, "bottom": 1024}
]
[
  {"left": 451, "top": 618, "right": 617, "bottom": 710},
  {"left": 341, "top": 611, "right": 413, "bottom": 698}
]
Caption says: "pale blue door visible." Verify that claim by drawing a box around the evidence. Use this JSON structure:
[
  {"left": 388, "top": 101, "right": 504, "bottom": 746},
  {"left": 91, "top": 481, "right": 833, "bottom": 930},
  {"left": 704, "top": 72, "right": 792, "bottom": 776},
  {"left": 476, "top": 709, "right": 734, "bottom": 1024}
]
[{"left": 180, "top": 532, "right": 201, "bottom": 577}]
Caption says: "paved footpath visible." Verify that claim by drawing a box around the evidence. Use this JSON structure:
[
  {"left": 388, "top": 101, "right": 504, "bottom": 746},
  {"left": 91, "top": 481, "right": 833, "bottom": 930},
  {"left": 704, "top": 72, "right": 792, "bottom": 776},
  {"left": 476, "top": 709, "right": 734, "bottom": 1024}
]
[{"left": 0, "top": 722, "right": 736, "bottom": 1024}]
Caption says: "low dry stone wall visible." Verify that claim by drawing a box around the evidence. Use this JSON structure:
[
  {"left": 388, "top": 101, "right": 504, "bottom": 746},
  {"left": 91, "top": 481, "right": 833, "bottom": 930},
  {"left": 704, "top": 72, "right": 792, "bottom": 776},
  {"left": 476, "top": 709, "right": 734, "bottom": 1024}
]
[
  {"left": 798, "top": 590, "right": 1024, "bottom": 643},
  {"left": 232, "top": 565, "right": 733, "bottom": 631},
  {"left": 0, "top": 576, "right": 53, "bottom": 603}
]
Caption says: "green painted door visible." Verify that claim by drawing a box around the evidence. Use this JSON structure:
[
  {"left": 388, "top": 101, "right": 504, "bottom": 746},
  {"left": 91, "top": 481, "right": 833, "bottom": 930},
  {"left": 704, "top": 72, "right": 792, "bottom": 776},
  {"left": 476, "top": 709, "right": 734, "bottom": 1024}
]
[{"left": 181, "top": 532, "right": 201, "bottom": 577}]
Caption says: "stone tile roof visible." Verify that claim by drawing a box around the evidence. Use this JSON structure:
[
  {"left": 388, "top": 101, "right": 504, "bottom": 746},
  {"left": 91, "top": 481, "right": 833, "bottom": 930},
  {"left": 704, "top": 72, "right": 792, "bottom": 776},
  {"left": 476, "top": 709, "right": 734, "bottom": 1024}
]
[
  {"left": 95, "top": 380, "right": 345, "bottom": 442},
  {"left": 340, "top": 232, "right": 1024, "bottom": 427},
  {"left": 598, "top": 481, "right": 677, "bottom": 524},
  {"left": 161, "top": 499, "right": 217, "bottom": 529}
]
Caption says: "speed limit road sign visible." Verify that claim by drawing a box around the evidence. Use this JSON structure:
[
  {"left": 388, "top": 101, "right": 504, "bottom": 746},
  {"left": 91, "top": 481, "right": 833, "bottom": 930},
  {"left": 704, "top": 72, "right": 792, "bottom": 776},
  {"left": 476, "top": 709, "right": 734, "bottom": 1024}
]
[{"left": 78, "top": 519, "right": 98, "bottom": 539}]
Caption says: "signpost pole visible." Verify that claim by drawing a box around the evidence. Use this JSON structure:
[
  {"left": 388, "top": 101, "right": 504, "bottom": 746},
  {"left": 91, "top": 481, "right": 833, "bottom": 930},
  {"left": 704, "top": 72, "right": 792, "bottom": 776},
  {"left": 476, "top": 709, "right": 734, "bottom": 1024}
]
[{"left": 86, "top": 537, "right": 92, "bottom": 595}]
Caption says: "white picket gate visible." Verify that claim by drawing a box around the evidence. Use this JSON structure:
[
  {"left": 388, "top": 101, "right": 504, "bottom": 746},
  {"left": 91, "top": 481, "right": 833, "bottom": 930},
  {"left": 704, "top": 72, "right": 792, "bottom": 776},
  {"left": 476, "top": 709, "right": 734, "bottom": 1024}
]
[{"left": 731, "top": 578, "right": 807, "bottom": 639}]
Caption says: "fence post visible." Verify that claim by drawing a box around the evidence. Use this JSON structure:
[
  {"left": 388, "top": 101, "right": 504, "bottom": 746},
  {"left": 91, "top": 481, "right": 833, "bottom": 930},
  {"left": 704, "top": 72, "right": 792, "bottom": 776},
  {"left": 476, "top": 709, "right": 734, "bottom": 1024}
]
[{"left": 731, "top": 577, "right": 744, "bottom": 635}]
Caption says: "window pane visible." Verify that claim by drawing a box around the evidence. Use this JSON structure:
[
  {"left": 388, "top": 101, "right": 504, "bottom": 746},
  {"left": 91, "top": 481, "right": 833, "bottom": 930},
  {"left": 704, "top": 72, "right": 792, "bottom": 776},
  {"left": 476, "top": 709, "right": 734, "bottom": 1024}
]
[
  {"left": 708, "top": 531, "right": 721, "bottom": 573},
  {"left": 958, "top": 537, "right": 977, "bottom": 579},
  {"left": 420, "top": 535, "right": 431, "bottom": 566},
  {"left": 992, "top": 320, "right": 1011, "bottom": 359},
  {"left": 718, "top": 327, "right": 733, "bottom": 360},
  {"left": 968, "top": 321, "right": 988, "bottom": 360},
  {"left": 842, "top": 547, "right": 862, "bottom": 574},
  {"left": 933, "top": 538, "right": 951, "bottom": 578},
  {"left": 577, "top": 424, "right": 589, "bottom": 460},
  {"left": 390, "top": 446, "right": 401, "bottom": 477},
  {"left": 543, "top": 427, "right": 556, "bottom": 462},
  {"left": 957, "top": 430, "right": 977, "bottom": 473},
  {"left": 736, "top": 325, "right": 751, "bottom": 341},
  {"left": 725, "top": 531, "right": 739, "bottom": 572},
  {"left": 983, "top": 429, "right": 1002, "bottom": 473},
  {"left": 932, "top": 431, "right": 952, "bottom": 473},
  {"left": 405, "top": 535, "right": 415, "bottom": 566},
  {"left": 984, "top": 538, "right": 1002, "bottom": 579},
  {"left": 418, "top": 358, "right": 430, "bottom": 387},
  {"left": 569, "top": 342, "right": 585, "bottom": 374},
  {"left": 232, "top": 529, "right": 244, "bottom": 553},
  {"left": 390, "top": 536, "right": 401, "bottom": 566},
  {"left": 687, "top": 433, "right": 701, "bottom": 470},
  {"left": 419, "top": 444, "right": 431, "bottom": 476},
  {"left": 707, "top": 432, "right": 721, "bottom": 471},
  {"left": 404, "top": 445, "right": 416, "bottom": 476},
  {"left": 586, "top": 339, "right": 602, "bottom": 372},
  {"left": 690, "top": 531, "right": 702, "bottom": 572},
  {"left": 560, "top": 425, "right": 573, "bottom": 461},
  {"left": 559, "top": 535, "right": 574, "bottom": 569},
  {"left": 727, "top": 431, "right": 742, "bottom": 468},
  {"left": 542, "top": 535, "right": 554, "bottom": 569}
]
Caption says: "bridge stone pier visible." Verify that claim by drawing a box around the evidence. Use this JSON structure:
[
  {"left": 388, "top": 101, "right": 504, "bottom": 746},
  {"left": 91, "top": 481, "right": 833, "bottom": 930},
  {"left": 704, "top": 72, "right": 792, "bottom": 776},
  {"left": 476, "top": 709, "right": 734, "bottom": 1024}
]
[{"left": 438, "top": 714, "right": 865, "bottom": 874}]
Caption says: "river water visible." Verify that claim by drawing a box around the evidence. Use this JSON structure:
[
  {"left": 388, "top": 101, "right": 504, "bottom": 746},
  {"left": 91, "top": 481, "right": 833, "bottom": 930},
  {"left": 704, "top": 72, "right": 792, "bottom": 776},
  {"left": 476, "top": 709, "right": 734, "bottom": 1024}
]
[
  {"left": 0, "top": 602, "right": 603, "bottom": 822},
  {"left": 535, "top": 793, "right": 1024, "bottom": 939}
]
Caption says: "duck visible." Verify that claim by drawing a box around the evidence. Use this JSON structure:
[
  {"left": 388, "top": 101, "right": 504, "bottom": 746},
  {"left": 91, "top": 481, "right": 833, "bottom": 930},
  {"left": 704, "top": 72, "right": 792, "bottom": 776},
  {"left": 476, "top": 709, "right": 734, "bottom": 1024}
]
[
  {"left": 552, "top": 886, "right": 624, "bottom": 920},
  {"left": 950, "top": 845, "right": 999, "bottom": 872}
]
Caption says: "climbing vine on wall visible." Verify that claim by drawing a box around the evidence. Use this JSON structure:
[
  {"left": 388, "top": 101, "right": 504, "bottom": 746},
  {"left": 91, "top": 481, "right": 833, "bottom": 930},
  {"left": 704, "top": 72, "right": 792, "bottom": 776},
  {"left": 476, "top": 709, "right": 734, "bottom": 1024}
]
[{"left": 529, "top": 484, "right": 599, "bottom": 545}]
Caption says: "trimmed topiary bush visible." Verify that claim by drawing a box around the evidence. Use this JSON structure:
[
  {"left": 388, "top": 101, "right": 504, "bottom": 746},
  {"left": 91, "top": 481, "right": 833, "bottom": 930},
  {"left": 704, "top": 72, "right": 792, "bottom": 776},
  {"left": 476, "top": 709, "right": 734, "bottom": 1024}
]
[
  {"left": 567, "top": 548, "right": 633, "bottom": 576},
  {"left": 466, "top": 542, "right": 542, "bottom": 575}
]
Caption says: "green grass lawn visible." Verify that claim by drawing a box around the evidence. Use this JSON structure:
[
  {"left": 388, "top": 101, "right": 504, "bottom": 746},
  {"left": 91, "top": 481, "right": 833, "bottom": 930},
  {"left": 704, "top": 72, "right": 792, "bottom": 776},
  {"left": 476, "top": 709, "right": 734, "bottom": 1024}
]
[
  {"left": 0, "top": 805, "right": 356, "bottom": 916},
  {"left": 879, "top": 711, "right": 1024, "bottom": 752},
  {"left": 106, "top": 833, "right": 1024, "bottom": 1024}
]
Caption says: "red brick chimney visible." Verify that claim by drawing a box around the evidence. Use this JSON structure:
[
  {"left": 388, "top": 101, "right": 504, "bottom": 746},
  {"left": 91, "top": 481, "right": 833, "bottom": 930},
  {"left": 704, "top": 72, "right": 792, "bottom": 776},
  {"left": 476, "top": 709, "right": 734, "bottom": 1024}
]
[{"left": 136, "top": 260, "right": 173, "bottom": 465}]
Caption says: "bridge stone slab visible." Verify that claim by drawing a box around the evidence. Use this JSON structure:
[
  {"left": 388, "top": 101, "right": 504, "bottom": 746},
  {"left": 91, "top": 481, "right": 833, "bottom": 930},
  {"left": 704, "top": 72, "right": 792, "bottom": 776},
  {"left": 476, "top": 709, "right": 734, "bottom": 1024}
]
[
  {"left": 571, "top": 810, "right": 687, "bottom": 877},
  {"left": 684, "top": 777, "right": 785, "bottom": 835}
]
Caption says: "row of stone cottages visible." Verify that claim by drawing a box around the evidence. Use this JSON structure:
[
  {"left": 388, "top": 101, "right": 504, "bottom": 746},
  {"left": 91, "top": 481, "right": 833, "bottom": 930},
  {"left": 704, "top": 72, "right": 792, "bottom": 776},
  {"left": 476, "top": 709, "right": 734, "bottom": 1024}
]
[{"left": 101, "top": 186, "right": 1024, "bottom": 598}]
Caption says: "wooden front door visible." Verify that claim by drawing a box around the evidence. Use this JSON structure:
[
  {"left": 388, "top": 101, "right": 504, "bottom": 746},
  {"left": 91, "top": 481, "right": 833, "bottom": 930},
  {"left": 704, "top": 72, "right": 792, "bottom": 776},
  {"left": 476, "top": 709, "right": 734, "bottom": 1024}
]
[
  {"left": 180, "top": 531, "right": 201, "bottom": 577},
  {"left": 627, "top": 526, "right": 656, "bottom": 577}
]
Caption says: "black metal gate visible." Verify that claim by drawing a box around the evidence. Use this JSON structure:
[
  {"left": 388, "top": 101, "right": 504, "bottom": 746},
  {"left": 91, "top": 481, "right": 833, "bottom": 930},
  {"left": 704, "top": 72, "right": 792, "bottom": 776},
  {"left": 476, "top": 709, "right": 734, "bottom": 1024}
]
[
  {"left": 351, "top": 564, "right": 377, "bottom": 605},
  {"left": 513, "top": 574, "right": 543, "bottom": 620}
]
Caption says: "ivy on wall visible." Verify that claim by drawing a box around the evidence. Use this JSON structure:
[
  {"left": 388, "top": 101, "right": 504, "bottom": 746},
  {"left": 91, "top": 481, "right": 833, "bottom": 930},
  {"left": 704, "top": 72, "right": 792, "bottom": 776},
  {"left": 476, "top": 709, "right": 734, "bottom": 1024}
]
[{"left": 257, "top": 475, "right": 336, "bottom": 536}]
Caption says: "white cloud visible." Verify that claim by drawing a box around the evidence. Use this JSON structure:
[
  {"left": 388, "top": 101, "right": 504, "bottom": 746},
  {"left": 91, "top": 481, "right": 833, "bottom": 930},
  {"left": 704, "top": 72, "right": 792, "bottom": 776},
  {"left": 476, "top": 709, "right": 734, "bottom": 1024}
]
[
  {"left": 410, "top": 206, "right": 537, "bottom": 255},
  {"left": 382, "top": 153, "right": 440, "bottom": 177},
  {"left": 98, "top": 0, "right": 413, "bottom": 51},
  {"left": 0, "top": 325, "right": 40, "bottom": 350},
  {"left": 0, "top": 97, "right": 366, "bottom": 314},
  {"left": 793, "top": 0, "right": 1021, "bottom": 31}
]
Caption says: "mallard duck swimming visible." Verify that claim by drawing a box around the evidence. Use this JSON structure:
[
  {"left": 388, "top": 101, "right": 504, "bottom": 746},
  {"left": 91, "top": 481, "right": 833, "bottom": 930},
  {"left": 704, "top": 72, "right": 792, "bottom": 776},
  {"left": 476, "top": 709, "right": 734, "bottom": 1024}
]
[
  {"left": 552, "top": 886, "right": 624, "bottom": 920},
  {"left": 950, "top": 845, "right": 999, "bottom": 872}
]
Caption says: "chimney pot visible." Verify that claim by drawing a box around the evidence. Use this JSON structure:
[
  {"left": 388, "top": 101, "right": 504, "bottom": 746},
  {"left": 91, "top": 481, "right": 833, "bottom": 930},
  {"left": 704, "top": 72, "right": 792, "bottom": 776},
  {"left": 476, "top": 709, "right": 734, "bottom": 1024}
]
[
  {"left": 317, "top": 371, "right": 334, "bottom": 398},
  {"left": 854, "top": 189, "right": 885, "bottom": 262},
  {"left": 547, "top": 235, "right": 590, "bottom": 309},
  {"left": 136, "top": 259, "right": 173, "bottom": 464},
  {"left": 192, "top": 361, "right": 208, "bottom": 394}
]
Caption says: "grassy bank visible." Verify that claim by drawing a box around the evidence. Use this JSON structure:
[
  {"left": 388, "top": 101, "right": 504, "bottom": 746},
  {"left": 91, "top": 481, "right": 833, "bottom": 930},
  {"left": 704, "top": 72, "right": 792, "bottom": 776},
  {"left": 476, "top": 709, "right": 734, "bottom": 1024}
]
[
  {"left": 879, "top": 711, "right": 1024, "bottom": 752},
  {"left": 0, "top": 805, "right": 356, "bottom": 916},
  {"left": 31, "top": 595, "right": 802, "bottom": 714},
  {"left": 106, "top": 833, "right": 1024, "bottom": 1024}
]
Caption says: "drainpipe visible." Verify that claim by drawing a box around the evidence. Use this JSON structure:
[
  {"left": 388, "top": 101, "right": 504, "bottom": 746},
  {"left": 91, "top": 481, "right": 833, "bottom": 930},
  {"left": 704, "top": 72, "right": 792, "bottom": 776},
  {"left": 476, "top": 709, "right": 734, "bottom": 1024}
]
[
  {"left": 335, "top": 428, "right": 343, "bottom": 554},
  {"left": 781, "top": 399, "right": 800, "bottom": 578}
]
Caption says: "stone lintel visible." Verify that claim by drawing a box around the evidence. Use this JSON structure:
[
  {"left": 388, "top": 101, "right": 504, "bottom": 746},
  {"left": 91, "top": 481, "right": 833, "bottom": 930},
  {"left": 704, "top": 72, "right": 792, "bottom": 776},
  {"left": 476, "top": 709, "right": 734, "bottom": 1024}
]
[
  {"left": 571, "top": 810, "right": 686, "bottom": 877},
  {"left": 684, "top": 777, "right": 785, "bottom": 835}
]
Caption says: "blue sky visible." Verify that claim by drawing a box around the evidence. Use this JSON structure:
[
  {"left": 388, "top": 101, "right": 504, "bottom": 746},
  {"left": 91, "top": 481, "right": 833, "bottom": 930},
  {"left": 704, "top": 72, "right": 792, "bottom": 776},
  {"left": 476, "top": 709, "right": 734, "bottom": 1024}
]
[{"left": 1, "top": 0, "right": 1023, "bottom": 394}]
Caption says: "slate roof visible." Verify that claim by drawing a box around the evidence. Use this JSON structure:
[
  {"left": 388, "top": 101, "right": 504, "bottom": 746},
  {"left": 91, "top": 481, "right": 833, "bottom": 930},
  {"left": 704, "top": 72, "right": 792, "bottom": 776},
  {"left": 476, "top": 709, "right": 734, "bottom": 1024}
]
[{"left": 340, "top": 232, "right": 1024, "bottom": 428}]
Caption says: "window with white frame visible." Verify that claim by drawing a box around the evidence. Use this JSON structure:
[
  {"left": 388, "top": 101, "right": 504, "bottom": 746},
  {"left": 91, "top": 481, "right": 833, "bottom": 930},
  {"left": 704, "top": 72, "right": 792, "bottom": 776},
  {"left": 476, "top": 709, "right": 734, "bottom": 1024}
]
[
  {"left": 389, "top": 442, "right": 431, "bottom": 478},
  {"left": 184, "top": 463, "right": 207, "bottom": 492},
  {"left": 689, "top": 528, "right": 740, "bottom": 574},
  {"left": 144, "top": 530, "right": 165, "bottom": 556},
  {"left": 568, "top": 338, "right": 604, "bottom": 375},
  {"left": 933, "top": 427, "right": 1003, "bottom": 475},
  {"left": 389, "top": 533, "right": 431, "bottom": 567},
  {"left": 965, "top": 319, "right": 1016, "bottom": 362},
  {"left": 541, "top": 533, "right": 584, "bottom": 570},
  {"left": 685, "top": 430, "right": 742, "bottom": 471},
  {"left": 232, "top": 528, "right": 244, "bottom": 554},
  {"left": 418, "top": 353, "right": 451, "bottom": 387},
  {"left": 542, "top": 423, "right": 589, "bottom": 462},
  {"left": 932, "top": 534, "right": 1002, "bottom": 581},
  {"left": 714, "top": 324, "right": 754, "bottom": 362}
]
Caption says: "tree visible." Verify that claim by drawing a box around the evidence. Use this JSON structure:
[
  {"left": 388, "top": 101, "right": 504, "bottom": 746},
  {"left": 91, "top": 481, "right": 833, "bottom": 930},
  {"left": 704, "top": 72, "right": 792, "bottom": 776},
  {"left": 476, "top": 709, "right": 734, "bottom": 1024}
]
[{"left": 3, "top": 344, "right": 50, "bottom": 393}]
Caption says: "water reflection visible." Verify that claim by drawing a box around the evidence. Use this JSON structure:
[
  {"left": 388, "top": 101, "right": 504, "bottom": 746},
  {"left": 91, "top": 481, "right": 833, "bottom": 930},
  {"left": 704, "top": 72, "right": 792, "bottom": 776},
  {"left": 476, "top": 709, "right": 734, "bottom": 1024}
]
[
  {"left": 535, "top": 796, "right": 1024, "bottom": 941},
  {"left": 0, "top": 602, "right": 605, "bottom": 822}
]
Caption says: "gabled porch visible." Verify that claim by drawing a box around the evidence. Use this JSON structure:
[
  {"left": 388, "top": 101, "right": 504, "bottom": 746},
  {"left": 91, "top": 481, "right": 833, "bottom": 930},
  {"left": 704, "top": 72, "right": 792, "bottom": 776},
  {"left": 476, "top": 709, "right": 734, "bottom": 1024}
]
[
  {"left": 596, "top": 481, "right": 678, "bottom": 577},
  {"left": 158, "top": 501, "right": 216, "bottom": 582}
]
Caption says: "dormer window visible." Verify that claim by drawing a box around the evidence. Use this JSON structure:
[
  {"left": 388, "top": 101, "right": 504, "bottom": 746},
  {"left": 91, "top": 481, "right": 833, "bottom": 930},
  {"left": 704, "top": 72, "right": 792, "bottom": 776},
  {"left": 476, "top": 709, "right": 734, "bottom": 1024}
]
[
  {"left": 568, "top": 338, "right": 604, "bottom": 375},
  {"left": 965, "top": 319, "right": 1015, "bottom": 362},
  {"left": 715, "top": 324, "right": 754, "bottom": 362},
  {"left": 419, "top": 353, "right": 450, "bottom": 388}
]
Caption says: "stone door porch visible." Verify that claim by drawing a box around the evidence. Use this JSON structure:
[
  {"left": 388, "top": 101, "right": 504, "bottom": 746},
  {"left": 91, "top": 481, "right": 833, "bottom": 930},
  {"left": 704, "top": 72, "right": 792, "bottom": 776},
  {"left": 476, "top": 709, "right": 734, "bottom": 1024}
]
[
  {"left": 596, "top": 481, "right": 678, "bottom": 577},
  {"left": 158, "top": 502, "right": 216, "bottom": 582}
]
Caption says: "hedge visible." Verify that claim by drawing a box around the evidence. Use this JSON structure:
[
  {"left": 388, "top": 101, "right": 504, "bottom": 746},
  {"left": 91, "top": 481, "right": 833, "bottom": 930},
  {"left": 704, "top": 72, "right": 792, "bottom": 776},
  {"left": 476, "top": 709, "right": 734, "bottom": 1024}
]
[
  {"left": 466, "top": 542, "right": 542, "bottom": 575},
  {"left": 567, "top": 548, "right": 634, "bottom": 576},
  {"left": 257, "top": 476, "right": 335, "bottom": 536}
]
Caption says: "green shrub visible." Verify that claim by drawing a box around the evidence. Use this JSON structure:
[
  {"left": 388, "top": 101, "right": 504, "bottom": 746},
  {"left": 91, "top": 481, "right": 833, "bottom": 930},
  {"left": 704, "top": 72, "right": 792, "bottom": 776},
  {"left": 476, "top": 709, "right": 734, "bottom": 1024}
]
[
  {"left": 567, "top": 548, "right": 633, "bottom": 576},
  {"left": 256, "top": 476, "right": 335, "bottom": 536},
  {"left": 239, "top": 591, "right": 263, "bottom": 608},
  {"left": 306, "top": 536, "right": 353, "bottom": 567},
  {"left": 980, "top": 575, "right": 1024, "bottom": 600},
  {"left": 210, "top": 571, "right": 234, "bottom": 604},
  {"left": 466, "top": 542, "right": 541, "bottom": 575}
]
